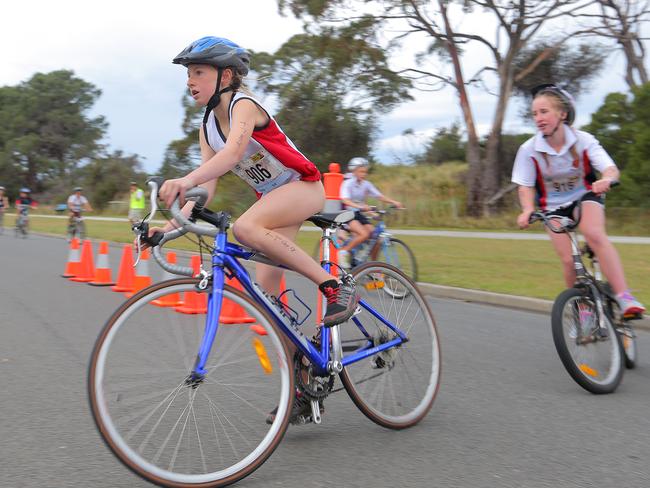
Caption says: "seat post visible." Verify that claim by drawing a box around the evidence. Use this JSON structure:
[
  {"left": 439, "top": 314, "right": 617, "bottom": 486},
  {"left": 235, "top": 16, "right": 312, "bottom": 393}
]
[{"left": 321, "top": 227, "right": 335, "bottom": 266}]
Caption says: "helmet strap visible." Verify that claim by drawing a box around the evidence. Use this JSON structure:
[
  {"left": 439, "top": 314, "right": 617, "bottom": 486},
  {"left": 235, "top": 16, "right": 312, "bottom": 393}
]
[{"left": 201, "top": 69, "right": 236, "bottom": 145}]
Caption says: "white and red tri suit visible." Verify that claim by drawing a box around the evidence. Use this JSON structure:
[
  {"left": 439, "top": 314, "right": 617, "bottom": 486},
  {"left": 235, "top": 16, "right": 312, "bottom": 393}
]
[
  {"left": 204, "top": 92, "right": 321, "bottom": 196},
  {"left": 511, "top": 126, "right": 616, "bottom": 211}
]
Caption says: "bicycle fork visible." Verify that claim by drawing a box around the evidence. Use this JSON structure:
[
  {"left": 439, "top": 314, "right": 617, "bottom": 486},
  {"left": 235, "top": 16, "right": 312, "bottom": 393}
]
[{"left": 187, "top": 234, "right": 227, "bottom": 386}]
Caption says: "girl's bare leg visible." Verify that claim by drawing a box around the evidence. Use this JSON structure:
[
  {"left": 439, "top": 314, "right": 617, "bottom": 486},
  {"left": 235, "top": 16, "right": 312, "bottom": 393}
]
[
  {"left": 232, "top": 180, "right": 333, "bottom": 285},
  {"left": 579, "top": 202, "right": 627, "bottom": 294}
]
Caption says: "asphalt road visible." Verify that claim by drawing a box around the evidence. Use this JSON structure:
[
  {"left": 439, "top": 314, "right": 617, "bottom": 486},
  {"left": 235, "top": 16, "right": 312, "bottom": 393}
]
[{"left": 1, "top": 233, "right": 649, "bottom": 488}]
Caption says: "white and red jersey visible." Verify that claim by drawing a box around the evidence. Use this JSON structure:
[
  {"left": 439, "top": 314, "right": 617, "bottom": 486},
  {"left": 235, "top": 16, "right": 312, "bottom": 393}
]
[
  {"left": 511, "top": 126, "right": 616, "bottom": 211},
  {"left": 205, "top": 92, "right": 320, "bottom": 195}
]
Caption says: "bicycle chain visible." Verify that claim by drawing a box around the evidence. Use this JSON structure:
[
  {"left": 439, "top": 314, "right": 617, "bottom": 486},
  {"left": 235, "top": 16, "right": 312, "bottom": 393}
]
[{"left": 293, "top": 348, "right": 334, "bottom": 400}]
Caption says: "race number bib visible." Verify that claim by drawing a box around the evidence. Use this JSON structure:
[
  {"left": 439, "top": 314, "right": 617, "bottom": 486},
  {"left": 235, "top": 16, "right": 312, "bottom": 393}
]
[
  {"left": 232, "top": 151, "right": 296, "bottom": 194},
  {"left": 547, "top": 174, "right": 580, "bottom": 193}
]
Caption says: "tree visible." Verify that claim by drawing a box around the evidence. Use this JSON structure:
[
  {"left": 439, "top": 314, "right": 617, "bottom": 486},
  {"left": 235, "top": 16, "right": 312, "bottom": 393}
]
[
  {"left": 79, "top": 151, "right": 144, "bottom": 210},
  {"left": 415, "top": 122, "right": 465, "bottom": 165},
  {"left": 252, "top": 27, "right": 412, "bottom": 170},
  {"left": 0, "top": 70, "right": 107, "bottom": 192},
  {"left": 511, "top": 42, "right": 606, "bottom": 114},
  {"left": 277, "top": 0, "right": 599, "bottom": 216},
  {"left": 580, "top": 1, "right": 650, "bottom": 89},
  {"left": 583, "top": 84, "right": 650, "bottom": 206}
]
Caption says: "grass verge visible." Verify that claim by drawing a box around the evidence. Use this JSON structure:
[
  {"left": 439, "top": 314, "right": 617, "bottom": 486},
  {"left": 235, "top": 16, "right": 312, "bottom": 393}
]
[{"left": 8, "top": 214, "right": 649, "bottom": 305}]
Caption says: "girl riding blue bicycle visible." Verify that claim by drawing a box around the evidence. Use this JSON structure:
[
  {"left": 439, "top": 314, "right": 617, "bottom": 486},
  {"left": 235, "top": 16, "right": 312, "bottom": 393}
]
[{"left": 152, "top": 36, "right": 359, "bottom": 328}]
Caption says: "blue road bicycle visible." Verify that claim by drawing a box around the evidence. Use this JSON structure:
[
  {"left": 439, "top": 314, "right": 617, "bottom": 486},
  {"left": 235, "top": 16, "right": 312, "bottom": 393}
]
[
  {"left": 313, "top": 206, "right": 417, "bottom": 282},
  {"left": 88, "top": 179, "right": 441, "bottom": 488}
]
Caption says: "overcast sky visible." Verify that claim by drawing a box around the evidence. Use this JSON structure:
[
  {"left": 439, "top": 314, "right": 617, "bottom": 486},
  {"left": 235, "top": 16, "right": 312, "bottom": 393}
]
[{"left": 2, "top": 0, "right": 642, "bottom": 173}]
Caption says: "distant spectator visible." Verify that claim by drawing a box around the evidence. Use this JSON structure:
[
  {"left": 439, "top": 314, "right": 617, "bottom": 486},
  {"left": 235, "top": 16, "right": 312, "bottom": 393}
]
[{"left": 129, "top": 181, "right": 145, "bottom": 225}]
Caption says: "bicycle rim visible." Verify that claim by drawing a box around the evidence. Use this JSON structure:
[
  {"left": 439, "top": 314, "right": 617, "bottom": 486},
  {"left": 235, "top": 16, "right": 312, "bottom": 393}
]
[
  {"left": 89, "top": 279, "right": 293, "bottom": 487},
  {"left": 380, "top": 238, "right": 417, "bottom": 282},
  {"left": 551, "top": 288, "right": 623, "bottom": 394},
  {"left": 339, "top": 263, "right": 441, "bottom": 428}
]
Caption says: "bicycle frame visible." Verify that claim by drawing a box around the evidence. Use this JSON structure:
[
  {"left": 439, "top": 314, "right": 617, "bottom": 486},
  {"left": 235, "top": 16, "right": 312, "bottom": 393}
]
[
  {"left": 188, "top": 223, "right": 408, "bottom": 382},
  {"left": 539, "top": 215, "right": 612, "bottom": 337}
]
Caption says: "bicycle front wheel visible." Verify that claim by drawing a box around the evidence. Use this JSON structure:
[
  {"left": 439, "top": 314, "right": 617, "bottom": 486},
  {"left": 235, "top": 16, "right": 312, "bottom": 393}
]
[
  {"left": 379, "top": 237, "right": 417, "bottom": 282},
  {"left": 89, "top": 279, "right": 293, "bottom": 488},
  {"left": 551, "top": 287, "right": 624, "bottom": 394},
  {"left": 339, "top": 263, "right": 441, "bottom": 429}
]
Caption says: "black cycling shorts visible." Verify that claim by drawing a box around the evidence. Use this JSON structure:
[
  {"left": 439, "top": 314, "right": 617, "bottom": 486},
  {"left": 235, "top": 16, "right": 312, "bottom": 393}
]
[
  {"left": 548, "top": 192, "right": 604, "bottom": 219},
  {"left": 352, "top": 210, "right": 372, "bottom": 226}
]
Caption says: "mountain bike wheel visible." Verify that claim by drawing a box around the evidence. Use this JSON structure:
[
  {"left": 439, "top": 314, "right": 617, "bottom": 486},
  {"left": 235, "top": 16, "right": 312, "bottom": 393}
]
[
  {"left": 551, "top": 287, "right": 624, "bottom": 394},
  {"left": 89, "top": 278, "right": 294, "bottom": 488},
  {"left": 619, "top": 326, "right": 637, "bottom": 369},
  {"left": 339, "top": 263, "right": 441, "bottom": 429},
  {"left": 603, "top": 290, "right": 637, "bottom": 370},
  {"left": 379, "top": 238, "right": 417, "bottom": 282}
]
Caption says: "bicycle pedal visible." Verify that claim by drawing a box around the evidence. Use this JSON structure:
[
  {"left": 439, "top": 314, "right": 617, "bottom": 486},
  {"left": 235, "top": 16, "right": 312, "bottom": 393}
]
[{"left": 353, "top": 306, "right": 362, "bottom": 316}]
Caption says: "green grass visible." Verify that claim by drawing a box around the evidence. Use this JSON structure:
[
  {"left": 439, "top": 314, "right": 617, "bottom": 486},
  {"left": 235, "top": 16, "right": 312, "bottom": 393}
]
[{"left": 9, "top": 214, "right": 649, "bottom": 305}]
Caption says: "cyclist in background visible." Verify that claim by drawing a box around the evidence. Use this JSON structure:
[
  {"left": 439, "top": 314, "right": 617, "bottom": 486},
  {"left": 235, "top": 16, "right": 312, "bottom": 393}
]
[
  {"left": 154, "top": 36, "right": 359, "bottom": 329},
  {"left": 512, "top": 83, "right": 644, "bottom": 317},
  {"left": 0, "top": 186, "right": 8, "bottom": 234},
  {"left": 128, "top": 181, "right": 146, "bottom": 225},
  {"left": 15, "top": 188, "right": 33, "bottom": 236},
  {"left": 67, "top": 187, "right": 93, "bottom": 235},
  {"left": 338, "top": 157, "right": 403, "bottom": 269}
]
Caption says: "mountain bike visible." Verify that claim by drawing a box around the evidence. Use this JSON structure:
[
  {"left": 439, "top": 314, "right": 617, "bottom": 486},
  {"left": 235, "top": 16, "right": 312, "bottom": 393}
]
[
  {"left": 14, "top": 205, "right": 29, "bottom": 238},
  {"left": 529, "top": 195, "right": 640, "bottom": 394},
  {"left": 88, "top": 178, "right": 441, "bottom": 488},
  {"left": 313, "top": 206, "right": 417, "bottom": 282},
  {"left": 67, "top": 210, "right": 86, "bottom": 241}
]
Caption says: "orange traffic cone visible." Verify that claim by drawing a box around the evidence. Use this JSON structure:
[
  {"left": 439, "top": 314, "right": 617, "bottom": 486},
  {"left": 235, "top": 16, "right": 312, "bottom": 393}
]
[
  {"left": 70, "top": 240, "right": 96, "bottom": 283},
  {"left": 89, "top": 242, "right": 115, "bottom": 286},
  {"left": 125, "top": 249, "right": 152, "bottom": 297},
  {"left": 152, "top": 251, "right": 184, "bottom": 307},
  {"left": 220, "top": 275, "right": 256, "bottom": 324},
  {"left": 175, "top": 255, "right": 208, "bottom": 314},
  {"left": 62, "top": 238, "right": 81, "bottom": 278},
  {"left": 111, "top": 245, "right": 136, "bottom": 293}
]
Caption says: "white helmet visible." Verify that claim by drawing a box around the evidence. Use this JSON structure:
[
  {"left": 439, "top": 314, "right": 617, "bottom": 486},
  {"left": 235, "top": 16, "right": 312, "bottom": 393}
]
[{"left": 347, "top": 157, "right": 369, "bottom": 171}]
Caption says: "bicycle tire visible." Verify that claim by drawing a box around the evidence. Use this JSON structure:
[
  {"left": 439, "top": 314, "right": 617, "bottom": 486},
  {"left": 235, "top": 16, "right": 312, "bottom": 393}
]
[
  {"left": 602, "top": 286, "right": 637, "bottom": 370},
  {"left": 620, "top": 329, "right": 637, "bottom": 369},
  {"left": 551, "top": 287, "right": 624, "bottom": 394},
  {"left": 379, "top": 238, "right": 418, "bottom": 282},
  {"left": 339, "top": 262, "right": 441, "bottom": 429},
  {"left": 89, "top": 278, "right": 294, "bottom": 488}
]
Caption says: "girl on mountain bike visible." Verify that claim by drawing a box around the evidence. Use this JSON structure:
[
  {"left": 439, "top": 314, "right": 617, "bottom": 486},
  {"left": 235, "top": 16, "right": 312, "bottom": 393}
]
[
  {"left": 511, "top": 83, "right": 644, "bottom": 317},
  {"left": 156, "top": 36, "right": 358, "bottom": 327}
]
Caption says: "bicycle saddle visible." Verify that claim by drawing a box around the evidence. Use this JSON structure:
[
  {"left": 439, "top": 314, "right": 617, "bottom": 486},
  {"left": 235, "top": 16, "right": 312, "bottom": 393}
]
[{"left": 307, "top": 210, "right": 355, "bottom": 229}]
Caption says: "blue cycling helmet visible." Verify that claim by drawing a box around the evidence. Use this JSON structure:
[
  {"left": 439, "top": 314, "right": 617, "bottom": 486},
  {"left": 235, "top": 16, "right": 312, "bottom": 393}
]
[
  {"left": 20, "top": 187, "right": 31, "bottom": 193},
  {"left": 173, "top": 36, "right": 250, "bottom": 76},
  {"left": 174, "top": 37, "right": 251, "bottom": 146}
]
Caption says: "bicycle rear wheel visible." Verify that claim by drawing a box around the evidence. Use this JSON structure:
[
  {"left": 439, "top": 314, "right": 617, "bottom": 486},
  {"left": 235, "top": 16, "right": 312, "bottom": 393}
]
[
  {"left": 339, "top": 263, "right": 441, "bottom": 429},
  {"left": 551, "top": 287, "right": 624, "bottom": 394},
  {"left": 89, "top": 279, "right": 293, "bottom": 488}
]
